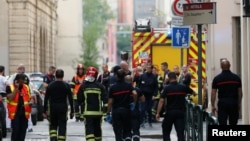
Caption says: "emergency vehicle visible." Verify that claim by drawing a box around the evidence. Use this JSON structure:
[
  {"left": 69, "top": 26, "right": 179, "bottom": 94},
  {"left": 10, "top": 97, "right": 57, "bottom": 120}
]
[{"left": 131, "top": 18, "right": 207, "bottom": 108}]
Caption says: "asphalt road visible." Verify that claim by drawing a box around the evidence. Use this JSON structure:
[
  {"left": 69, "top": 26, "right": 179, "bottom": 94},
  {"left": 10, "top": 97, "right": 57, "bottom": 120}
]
[{"left": 2, "top": 117, "right": 178, "bottom": 141}]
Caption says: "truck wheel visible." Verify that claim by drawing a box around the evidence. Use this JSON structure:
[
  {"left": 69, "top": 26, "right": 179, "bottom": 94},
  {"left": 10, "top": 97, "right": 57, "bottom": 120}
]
[
  {"left": 31, "top": 114, "right": 37, "bottom": 126},
  {"left": 37, "top": 97, "right": 44, "bottom": 121}
]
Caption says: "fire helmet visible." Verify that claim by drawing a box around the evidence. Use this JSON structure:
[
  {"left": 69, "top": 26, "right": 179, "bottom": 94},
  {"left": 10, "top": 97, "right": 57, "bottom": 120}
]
[
  {"left": 77, "top": 64, "right": 84, "bottom": 69},
  {"left": 85, "top": 66, "right": 98, "bottom": 82}
]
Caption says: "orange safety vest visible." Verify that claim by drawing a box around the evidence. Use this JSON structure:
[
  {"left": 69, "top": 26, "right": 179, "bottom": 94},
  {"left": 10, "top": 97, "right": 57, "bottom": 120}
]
[
  {"left": 73, "top": 75, "right": 85, "bottom": 96},
  {"left": 7, "top": 84, "right": 31, "bottom": 120}
]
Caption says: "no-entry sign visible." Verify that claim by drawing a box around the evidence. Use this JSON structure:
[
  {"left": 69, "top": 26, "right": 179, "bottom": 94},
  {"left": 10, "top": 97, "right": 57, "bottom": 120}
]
[{"left": 172, "top": 0, "right": 191, "bottom": 16}]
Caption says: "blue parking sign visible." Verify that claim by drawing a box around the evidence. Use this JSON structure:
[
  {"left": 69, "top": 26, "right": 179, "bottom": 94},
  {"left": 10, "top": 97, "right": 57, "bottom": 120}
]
[{"left": 172, "top": 26, "right": 191, "bottom": 48}]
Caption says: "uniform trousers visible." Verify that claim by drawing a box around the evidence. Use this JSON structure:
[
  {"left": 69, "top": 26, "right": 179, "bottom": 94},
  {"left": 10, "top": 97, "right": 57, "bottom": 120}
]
[
  {"left": 112, "top": 107, "right": 132, "bottom": 141},
  {"left": 84, "top": 116, "right": 102, "bottom": 141},
  {"left": 11, "top": 107, "right": 28, "bottom": 141},
  {"left": 162, "top": 109, "right": 185, "bottom": 141},
  {"left": 49, "top": 106, "right": 67, "bottom": 141}
]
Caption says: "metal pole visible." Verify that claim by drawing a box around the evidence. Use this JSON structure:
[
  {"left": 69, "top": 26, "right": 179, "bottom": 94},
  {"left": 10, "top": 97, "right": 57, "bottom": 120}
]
[
  {"left": 197, "top": 24, "right": 203, "bottom": 105},
  {"left": 181, "top": 48, "right": 183, "bottom": 67}
]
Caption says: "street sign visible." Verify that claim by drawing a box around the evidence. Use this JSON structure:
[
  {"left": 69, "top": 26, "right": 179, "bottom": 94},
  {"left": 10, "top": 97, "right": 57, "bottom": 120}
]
[
  {"left": 138, "top": 51, "right": 149, "bottom": 59},
  {"left": 172, "top": 0, "right": 191, "bottom": 16},
  {"left": 171, "top": 26, "right": 191, "bottom": 48},
  {"left": 172, "top": 16, "right": 183, "bottom": 26},
  {"left": 183, "top": 2, "right": 216, "bottom": 25},
  {"left": 172, "top": 0, "right": 191, "bottom": 26}
]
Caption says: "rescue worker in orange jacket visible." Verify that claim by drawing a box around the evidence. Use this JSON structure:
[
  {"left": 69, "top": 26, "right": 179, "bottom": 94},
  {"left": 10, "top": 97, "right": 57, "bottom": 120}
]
[
  {"left": 6, "top": 73, "right": 32, "bottom": 141},
  {"left": 70, "top": 64, "right": 85, "bottom": 121}
]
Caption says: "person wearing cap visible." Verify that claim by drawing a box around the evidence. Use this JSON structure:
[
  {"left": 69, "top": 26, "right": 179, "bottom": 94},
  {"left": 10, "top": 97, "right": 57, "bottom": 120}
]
[
  {"left": 6, "top": 73, "right": 32, "bottom": 141},
  {"left": 77, "top": 66, "right": 107, "bottom": 141},
  {"left": 43, "top": 69, "right": 74, "bottom": 141},
  {"left": 70, "top": 64, "right": 85, "bottom": 122}
]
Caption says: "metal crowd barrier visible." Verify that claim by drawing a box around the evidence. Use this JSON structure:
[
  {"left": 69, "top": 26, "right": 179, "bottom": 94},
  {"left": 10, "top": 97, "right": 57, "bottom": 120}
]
[
  {"left": 185, "top": 97, "right": 218, "bottom": 141},
  {"left": 204, "top": 111, "right": 218, "bottom": 141}
]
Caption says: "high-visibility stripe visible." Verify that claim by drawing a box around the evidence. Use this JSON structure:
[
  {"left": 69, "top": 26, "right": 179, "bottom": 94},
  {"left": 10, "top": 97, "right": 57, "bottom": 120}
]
[
  {"left": 132, "top": 32, "right": 152, "bottom": 67},
  {"left": 58, "top": 136, "right": 66, "bottom": 140},
  {"left": 188, "top": 32, "right": 207, "bottom": 89},
  {"left": 86, "top": 134, "right": 95, "bottom": 141},
  {"left": 83, "top": 111, "right": 103, "bottom": 116},
  {"left": 84, "top": 89, "right": 102, "bottom": 115}
]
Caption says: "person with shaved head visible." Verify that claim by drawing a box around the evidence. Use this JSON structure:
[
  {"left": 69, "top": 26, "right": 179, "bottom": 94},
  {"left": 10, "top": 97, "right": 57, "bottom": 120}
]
[{"left": 211, "top": 59, "right": 242, "bottom": 125}]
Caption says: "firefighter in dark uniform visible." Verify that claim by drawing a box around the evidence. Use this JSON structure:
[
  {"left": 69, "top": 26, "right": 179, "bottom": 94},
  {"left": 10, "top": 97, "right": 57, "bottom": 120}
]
[
  {"left": 43, "top": 69, "right": 74, "bottom": 141},
  {"left": 125, "top": 75, "right": 145, "bottom": 141},
  {"left": 156, "top": 72, "right": 195, "bottom": 141},
  {"left": 138, "top": 64, "right": 158, "bottom": 127},
  {"left": 211, "top": 59, "right": 242, "bottom": 125},
  {"left": 107, "top": 69, "right": 137, "bottom": 141},
  {"left": 77, "top": 66, "right": 107, "bottom": 141},
  {"left": 43, "top": 66, "right": 56, "bottom": 89}
]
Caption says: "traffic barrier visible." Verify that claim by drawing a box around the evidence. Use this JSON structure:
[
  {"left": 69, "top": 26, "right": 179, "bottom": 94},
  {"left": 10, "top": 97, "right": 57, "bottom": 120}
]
[
  {"left": 185, "top": 97, "right": 218, "bottom": 141},
  {"left": 205, "top": 111, "right": 218, "bottom": 141}
]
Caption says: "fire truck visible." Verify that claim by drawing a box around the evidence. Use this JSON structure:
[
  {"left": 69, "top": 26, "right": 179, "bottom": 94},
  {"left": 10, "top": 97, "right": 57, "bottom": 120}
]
[{"left": 131, "top": 18, "right": 207, "bottom": 108}]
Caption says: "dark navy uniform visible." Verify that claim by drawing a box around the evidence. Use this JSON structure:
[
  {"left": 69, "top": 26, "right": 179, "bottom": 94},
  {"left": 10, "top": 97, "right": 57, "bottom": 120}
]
[
  {"left": 109, "top": 80, "right": 135, "bottom": 141},
  {"left": 212, "top": 70, "right": 242, "bottom": 125},
  {"left": 160, "top": 81, "right": 193, "bottom": 141},
  {"left": 44, "top": 81, "right": 74, "bottom": 141},
  {"left": 77, "top": 81, "right": 107, "bottom": 141},
  {"left": 43, "top": 74, "right": 55, "bottom": 85},
  {"left": 138, "top": 71, "right": 158, "bottom": 126},
  {"left": 130, "top": 87, "right": 143, "bottom": 141}
]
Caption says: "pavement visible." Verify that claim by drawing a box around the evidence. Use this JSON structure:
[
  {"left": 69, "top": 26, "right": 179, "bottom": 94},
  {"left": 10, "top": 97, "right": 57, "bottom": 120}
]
[
  {"left": 2, "top": 118, "right": 172, "bottom": 141},
  {"left": 4, "top": 116, "right": 235, "bottom": 141}
]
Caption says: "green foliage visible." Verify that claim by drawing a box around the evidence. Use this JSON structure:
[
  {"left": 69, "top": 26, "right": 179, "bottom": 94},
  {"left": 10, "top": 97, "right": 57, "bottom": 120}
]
[{"left": 80, "top": 0, "right": 113, "bottom": 69}]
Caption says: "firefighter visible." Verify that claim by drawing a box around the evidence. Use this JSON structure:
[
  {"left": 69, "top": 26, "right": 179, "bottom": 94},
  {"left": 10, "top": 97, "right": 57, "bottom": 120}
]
[
  {"left": 107, "top": 69, "right": 137, "bottom": 141},
  {"left": 156, "top": 72, "right": 195, "bottom": 141},
  {"left": 77, "top": 66, "right": 107, "bottom": 141},
  {"left": 71, "top": 64, "right": 85, "bottom": 121},
  {"left": 6, "top": 73, "right": 32, "bottom": 141},
  {"left": 151, "top": 66, "right": 163, "bottom": 122},
  {"left": 43, "top": 69, "right": 74, "bottom": 141}
]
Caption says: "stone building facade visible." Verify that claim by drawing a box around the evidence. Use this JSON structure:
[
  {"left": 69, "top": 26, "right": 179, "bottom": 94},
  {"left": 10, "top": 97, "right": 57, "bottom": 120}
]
[{"left": 4, "top": 0, "right": 57, "bottom": 74}]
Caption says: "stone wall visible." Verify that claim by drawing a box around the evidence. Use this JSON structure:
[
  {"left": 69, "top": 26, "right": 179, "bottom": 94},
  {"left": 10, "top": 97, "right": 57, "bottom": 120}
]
[{"left": 7, "top": 0, "right": 57, "bottom": 74}]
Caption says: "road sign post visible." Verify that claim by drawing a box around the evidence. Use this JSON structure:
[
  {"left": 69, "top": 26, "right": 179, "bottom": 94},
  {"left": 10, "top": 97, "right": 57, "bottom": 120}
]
[{"left": 183, "top": 2, "right": 216, "bottom": 105}]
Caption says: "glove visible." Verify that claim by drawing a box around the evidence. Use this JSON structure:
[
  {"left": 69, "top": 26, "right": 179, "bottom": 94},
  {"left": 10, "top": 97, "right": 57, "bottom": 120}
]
[
  {"left": 105, "top": 113, "right": 112, "bottom": 123},
  {"left": 70, "top": 112, "right": 74, "bottom": 119},
  {"left": 130, "top": 102, "right": 135, "bottom": 111}
]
